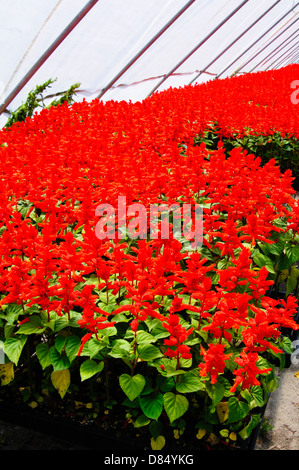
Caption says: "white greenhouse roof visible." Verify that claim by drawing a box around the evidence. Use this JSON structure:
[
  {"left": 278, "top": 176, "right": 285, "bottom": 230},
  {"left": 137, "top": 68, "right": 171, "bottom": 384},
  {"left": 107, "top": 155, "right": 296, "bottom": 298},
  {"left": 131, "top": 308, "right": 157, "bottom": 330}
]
[{"left": 0, "top": 0, "right": 298, "bottom": 127}]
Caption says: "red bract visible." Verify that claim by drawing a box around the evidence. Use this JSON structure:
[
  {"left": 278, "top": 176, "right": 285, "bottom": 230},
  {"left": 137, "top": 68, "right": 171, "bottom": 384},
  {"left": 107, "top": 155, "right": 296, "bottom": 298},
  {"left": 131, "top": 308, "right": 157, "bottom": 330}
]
[
  {"left": 230, "top": 351, "right": 272, "bottom": 393},
  {"left": 163, "top": 313, "right": 193, "bottom": 365},
  {"left": 260, "top": 295, "right": 299, "bottom": 330},
  {"left": 76, "top": 284, "right": 116, "bottom": 354},
  {"left": 199, "top": 343, "right": 232, "bottom": 384}
]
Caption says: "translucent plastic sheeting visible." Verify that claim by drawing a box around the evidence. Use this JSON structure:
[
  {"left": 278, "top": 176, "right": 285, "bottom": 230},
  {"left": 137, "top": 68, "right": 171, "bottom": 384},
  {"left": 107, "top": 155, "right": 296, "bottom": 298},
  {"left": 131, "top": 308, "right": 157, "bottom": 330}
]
[{"left": 0, "top": 0, "right": 298, "bottom": 127}]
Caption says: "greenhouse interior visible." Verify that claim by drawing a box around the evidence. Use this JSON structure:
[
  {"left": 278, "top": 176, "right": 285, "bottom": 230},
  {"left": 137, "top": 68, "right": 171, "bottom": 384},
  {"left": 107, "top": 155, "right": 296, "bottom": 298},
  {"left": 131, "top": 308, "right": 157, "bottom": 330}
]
[{"left": 0, "top": 0, "right": 298, "bottom": 454}]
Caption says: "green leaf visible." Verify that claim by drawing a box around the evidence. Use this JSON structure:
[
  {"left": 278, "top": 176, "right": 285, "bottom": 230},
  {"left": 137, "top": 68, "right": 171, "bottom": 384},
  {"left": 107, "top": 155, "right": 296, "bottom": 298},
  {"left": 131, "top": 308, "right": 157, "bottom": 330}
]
[
  {"left": 290, "top": 265, "right": 299, "bottom": 279},
  {"left": 163, "top": 392, "right": 189, "bottom": 423},
  {"left": 101, "top": 326, "right": 117, "bottom": 337},
  {"left": 109, "top": 339, "right": 132, "bottom": 359},
  {"left": 140, "top": 376, "right": 153, "bottom": 396},
  {"left": 218, "top": 375, "right": 234, "bottom": 396},
  {"left": 179, "top": 357, "right": 192, "bottom": 369},
  {"left": 134, "top": 414, "right": 151, "bottom": 428},
  {"left": 253, "top": 253, "right": 275, "bottom": 274},
  {"left": 175, "top": 371, "right": 205, "bottom": 393},
  {"left": 227, "top": 397, "right": 250, "bottom": 424},
  {"left": 49, "top": 346, "right": 71, "bottom": 371},
  {"left": 136, "top": 330, "right": 157, "bottom": 344},
  {"left": 4, "top": 335, "right": 27, "bottom": 365},
  {"left": 240, "top": 388, "right": 252, "bottom": 404},
  {"left": 68, "top": 312, "right": 82, "bottom": 328},
  {"left": 278, "top": 254, "right": 295, "bottom": 271},
  {"left": 137, "top": 343, "right": 163, "bottom": 361},
  {"left": 286, "top": 275, "right": 298, "bottom": 296},
  {"left": 250, "top": 386, "right": 264, "bottom": 408},
  {"left": 156, "top": 375, "right": 175, "bottom": 392},
  {"left": 158, "top": 361, "right": 186, "bottom": 378},
  {"left": 65, "top": 335, "right": 81, "bottom": 362},
  {"left": 205, "top": 381, "right": 225, "bottom": 410},
  {"left": 280, "top": 336, "right": 293, "bottom": 355},
  {"left": 238, "top": 413, "right": 261, "bottom": 440},
  {"left": 0, "top": 361, "right": 14, "bottom": 385},
  {"left": 17, "top": 316, "right": 45, "bottom": 334},
  {"left": 119, "top": 373, "right": 146, "bottom": 401},
  {"left": 263, "top": 238, "right": 285, "bottom": 256},
  {"left": 3, "top": 303, "right": 23, "bottom": 325},
  {"left": 36, "top": 343, "right": 52, "bottom": 370},
  {"left": 125, "top": 329, "right": 156, "bottom": 343},
  {"left": 285, "top": 245, "right": 299, "bottom": 264},
  {"left": 151, "top": 435, "right": 165, "bottom": 450},
  {"left": 80, "top": 359, "right": 104, "bottom": 381},
  {"left": 54, "top": 316, "right": 71, "bottom": 332},
  {"left": 264, "top": 375, "right": 279, "bottom": 393},
  {"left": 151, "top": 323, "right": 171, "bottom": 339},
  {"left": 51, "top": 369, "right": 70, "bottom": 399},
  {"left": 83, "top": 337, "right": 107, "bottom": 358},
  {"left": 149, "top": 420, "right": 164, "bottom": 440},
  {"left": 55, "top": 335, "right": 67, "bottom": 353},
  {"left": 140, "top": 392, "right": 164, "bottom": 420},
  {"left": 54, "top": 312, "right": 81, "bottom": 332}
]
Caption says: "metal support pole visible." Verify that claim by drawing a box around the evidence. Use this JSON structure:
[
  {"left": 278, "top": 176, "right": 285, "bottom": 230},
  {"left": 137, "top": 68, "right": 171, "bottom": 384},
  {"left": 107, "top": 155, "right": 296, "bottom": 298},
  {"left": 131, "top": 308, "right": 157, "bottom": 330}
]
[
  {"left": 273, "top": 52, "right": 298, "bottom": 68},
  {"left": 283, "top": 52, "right": 299, "bottom": 66},
  {"left": 258, "top": 30, "right": 299, "bottom": 68},
  {"left": 97, "top": 0, "right": 196, "bottom": 100},
  {"left": 271, "top": 45, "right": 299, "bottom": 68},
  {"left": 189, "top": 0, "right": 282, "bottom": 85},
  {"left": 265, "top": 39, "right": 299, "bottom": 69},
  {"left": 247, "top": 16, "right": 299, "bottom": 72},
  {"left": 0, "top": 0, "right": 99, "bottom": 116},
  {"left": 215, "top": 1, "right": 298, "bottom": 79},
  {"left": 146, "top": 0, "right": 250, "bottom": 97}
]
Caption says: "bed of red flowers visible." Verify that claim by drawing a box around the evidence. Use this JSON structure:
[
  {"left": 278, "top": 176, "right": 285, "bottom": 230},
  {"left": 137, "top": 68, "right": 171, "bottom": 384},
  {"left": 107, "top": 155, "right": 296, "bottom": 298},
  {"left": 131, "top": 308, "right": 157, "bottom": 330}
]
[{"left": 0, "top": 64, "right": 298, "bottom": 451}]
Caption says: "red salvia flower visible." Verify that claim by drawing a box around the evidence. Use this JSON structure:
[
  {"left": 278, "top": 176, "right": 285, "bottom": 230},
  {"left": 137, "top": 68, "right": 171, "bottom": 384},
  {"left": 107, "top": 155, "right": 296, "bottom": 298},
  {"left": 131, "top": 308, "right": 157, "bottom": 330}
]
[
  {"left": 163, "top": 314, "right": 193, "bottom": 366},
  {"left": 230, "top": 351, "right": 272, "bottom": 393},
  {"left": 199, "top": 343, "right": 232, "bottom": 384}
]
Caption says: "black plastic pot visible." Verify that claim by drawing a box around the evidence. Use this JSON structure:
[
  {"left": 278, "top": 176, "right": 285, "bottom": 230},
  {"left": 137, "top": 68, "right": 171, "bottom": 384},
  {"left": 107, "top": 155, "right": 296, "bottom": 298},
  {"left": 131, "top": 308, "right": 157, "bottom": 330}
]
[
  {"left": 0, "top": 401, "right": 150, "bottom": 451},
  {"left": 240, "top": 403, "right": 268, "bottom": 451},
  {"left": 0, "top": 400, "right": 263, "bottom": 452}
]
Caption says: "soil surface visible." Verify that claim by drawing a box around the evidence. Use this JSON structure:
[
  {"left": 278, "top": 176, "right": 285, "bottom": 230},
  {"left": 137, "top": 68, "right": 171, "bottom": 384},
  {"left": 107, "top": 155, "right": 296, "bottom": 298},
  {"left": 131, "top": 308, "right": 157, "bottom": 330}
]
[{"left": 0, "top": 361, "right": 298, "bottom": 451}]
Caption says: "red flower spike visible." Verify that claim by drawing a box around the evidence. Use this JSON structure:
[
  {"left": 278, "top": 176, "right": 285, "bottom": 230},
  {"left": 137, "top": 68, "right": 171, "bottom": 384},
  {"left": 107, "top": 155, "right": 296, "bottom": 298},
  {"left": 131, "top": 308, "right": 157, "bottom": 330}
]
[
  {"left": 199, "top": 343, "right": 232, "bottom": 384},
  {"left": 230, "top": 351, "right": 272, "bottom": 393}
]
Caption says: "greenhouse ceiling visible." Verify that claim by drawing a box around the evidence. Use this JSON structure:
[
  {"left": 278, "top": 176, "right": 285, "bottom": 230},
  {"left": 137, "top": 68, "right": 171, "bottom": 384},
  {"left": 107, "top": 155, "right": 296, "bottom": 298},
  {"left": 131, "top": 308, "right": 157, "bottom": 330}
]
[{"left": 0, "top": 0, "right": 298, "bottom": 127}]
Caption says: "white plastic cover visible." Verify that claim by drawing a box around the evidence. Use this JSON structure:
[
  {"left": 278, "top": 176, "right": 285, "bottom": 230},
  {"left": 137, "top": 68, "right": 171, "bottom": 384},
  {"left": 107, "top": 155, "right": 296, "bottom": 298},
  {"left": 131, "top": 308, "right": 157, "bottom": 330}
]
[{"left": 0, "top": 0, "right": 298, "bottom": 127}]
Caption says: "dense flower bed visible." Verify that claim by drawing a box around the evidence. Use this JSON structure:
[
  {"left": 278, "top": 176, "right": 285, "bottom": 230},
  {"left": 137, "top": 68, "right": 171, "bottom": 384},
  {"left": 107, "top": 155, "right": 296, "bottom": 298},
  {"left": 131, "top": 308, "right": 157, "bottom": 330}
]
[{"left": 0, "top": 65, "right": 298, "bottom": 450}]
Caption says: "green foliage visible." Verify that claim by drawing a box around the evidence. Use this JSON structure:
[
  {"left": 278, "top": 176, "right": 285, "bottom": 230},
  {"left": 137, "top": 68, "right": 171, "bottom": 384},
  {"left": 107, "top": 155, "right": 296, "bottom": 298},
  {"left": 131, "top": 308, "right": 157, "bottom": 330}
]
[
  {"left": 5, "top": 79, "right": 80, "bottom": 128},
  {"left": 259, "top": 417, "right": 274, "bottom": 437},
  {"left": 119, "top": 373, "right": 146, "bottom": 401},
  {"left": 163, "top": 392, "right": 189, "bottom": 423},
  {"left": 227, "top": 131, "right": 299, "bottom": 179},
  {"left": 80, "top": 359, "right": 104, "bottom": 381},
  {"left": 194, "top": 123, "right": 299, "bottom": 180},
  {"left": 257, "top": 229, "right": 299, "bottom": 297}
]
